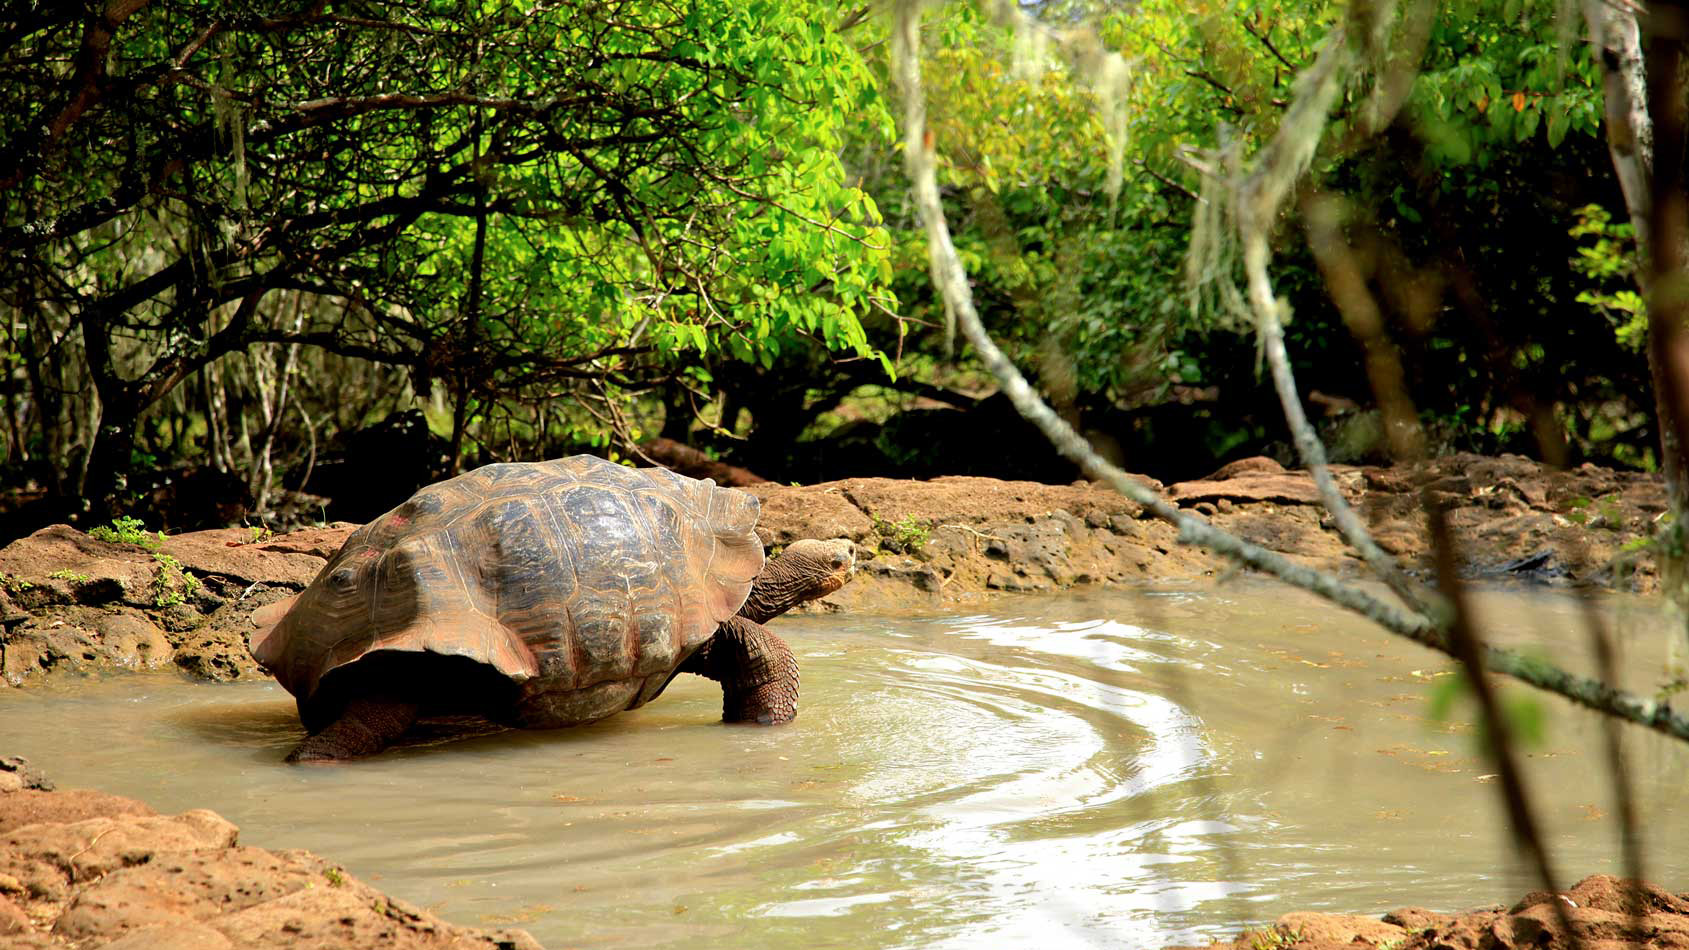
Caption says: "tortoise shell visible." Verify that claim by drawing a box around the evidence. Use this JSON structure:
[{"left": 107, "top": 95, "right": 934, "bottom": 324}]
[{"left": 250, "top": 456, "right": 764, "bottom": 730}]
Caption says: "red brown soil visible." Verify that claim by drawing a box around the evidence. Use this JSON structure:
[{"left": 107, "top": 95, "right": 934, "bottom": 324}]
[
  {"left": 1178, "top": 874, "right": 1689, "bottom": 950},
  {"left": 0, "top": 771, "right": 539, "bottom": 950}
]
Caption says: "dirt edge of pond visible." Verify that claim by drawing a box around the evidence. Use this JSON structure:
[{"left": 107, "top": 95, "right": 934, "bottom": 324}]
[
  {"left": 0, "top": 757, "right": 541, "bottom": 949},
  {"left": 7, "top": 757, "right": 1688, "bottom": 950},
  {"left": 1170, "top": 873, "right": 1689, "bottom": 950},
  {"left": 0, "top": 451, "right": 1666, "bottom": 689}
]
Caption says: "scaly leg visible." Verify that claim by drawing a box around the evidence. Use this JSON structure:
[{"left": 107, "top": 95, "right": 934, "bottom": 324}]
[
  {"left": 286, "top": 697, "right": 420, "bottom": 762},
  {"left": 681, "top": 616, "right": 799, "bottom": 724}
]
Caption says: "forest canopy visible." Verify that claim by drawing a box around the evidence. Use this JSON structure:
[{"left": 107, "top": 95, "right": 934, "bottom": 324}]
[
  {"left": 0, "top": 0, "right": 1658, "bottom": 530},
  {"left": 2, "top": 0, "right": 894, "bottom": 517}
]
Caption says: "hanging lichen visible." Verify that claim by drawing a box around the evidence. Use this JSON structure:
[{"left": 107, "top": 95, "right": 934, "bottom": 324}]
[
  {"left": 977, "top": 0, "right": 1133, "bottom": 202},
  {"left": 211, "top": 31, "right": 248, "bottom": 218}
]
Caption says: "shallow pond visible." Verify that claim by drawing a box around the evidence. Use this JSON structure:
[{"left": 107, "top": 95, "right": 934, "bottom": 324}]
[{"left": 3, "top": 582, "right": 1687, "bottom": 949}]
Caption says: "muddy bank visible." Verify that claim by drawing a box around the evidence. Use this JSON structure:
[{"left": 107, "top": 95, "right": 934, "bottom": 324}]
[
  {"left": 1175, "top": 874, "right": 1689, "bottom": 950},
  {"left": 0, "top": 759, "right": 538, "bottom": 949},
  {"left": 0, "top": 452, "right": 1665, "bottom": 688}
]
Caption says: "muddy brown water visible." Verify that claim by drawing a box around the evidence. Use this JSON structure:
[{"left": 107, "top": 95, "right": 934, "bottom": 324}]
[{"left": 3, "top": 583, "right": 1687, "bottom": 949}]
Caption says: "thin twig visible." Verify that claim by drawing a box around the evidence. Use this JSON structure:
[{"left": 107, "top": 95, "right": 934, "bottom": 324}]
[
  {"left": 1240, "top": 18, "right": 1300, "bottom": 73},
  {"left": 1227, "top": 26, "right": 1442, "bottom": 619},
  {"left": 1427, "top": 502, "right": 1580, "bottom": 947}
]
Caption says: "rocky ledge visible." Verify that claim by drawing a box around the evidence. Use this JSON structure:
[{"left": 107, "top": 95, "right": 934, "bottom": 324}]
[
  {"left": 1177, "top": 874, "right": 1689, "bottom": 950},
  {"left": 0, "top": 759, "right": 538, "bottom": 950},
  {"left": 0, "top": 452, "right": 1666, "bottom": 689}
]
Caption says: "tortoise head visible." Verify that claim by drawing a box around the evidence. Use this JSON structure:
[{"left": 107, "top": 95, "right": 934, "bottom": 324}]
[
  {"left": 248, "top": 540, "right": 399, "bottom": 704},
  {"left": 739, "top": 538, "right": 855, "bottom": 624}
]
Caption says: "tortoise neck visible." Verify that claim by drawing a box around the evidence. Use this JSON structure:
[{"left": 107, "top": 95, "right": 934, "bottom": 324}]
[
  {"left": 743, "top": 578, "right": 807, "bottom": 622},
  {"left": 740, "top": 572, "right": 806, "bottom": 624}
]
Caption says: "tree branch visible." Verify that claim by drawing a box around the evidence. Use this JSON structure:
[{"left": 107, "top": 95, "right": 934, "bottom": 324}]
[
  {"left": 0, "top": 0, "right": 152, "bottom": 193},
  {"left": 1226, "top": 28, "right": 1442, "bottom": 617},
  {"left": 1240, "top": 17, "right": 1300, "bottom": 73}
]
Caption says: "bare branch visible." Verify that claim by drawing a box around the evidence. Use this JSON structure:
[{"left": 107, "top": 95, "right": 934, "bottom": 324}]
[
  {"left": 1240, "top": 17, "right": 1300, "bottom": 73},
  {"left": 1426, "top": 503, "right": 1578, "bottom": 944},
  {"left": 1204, "top": 21, "right": 1443, "bottom": 617}
]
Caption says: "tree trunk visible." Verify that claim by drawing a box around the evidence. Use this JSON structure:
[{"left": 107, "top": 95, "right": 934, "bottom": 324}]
[
  {"left": 1645, "top": 4, "right": 1689, "bottom": 501},
  {"left": 1583, "top": 0, "right": 1689, "bottom": 504},
  {"left": 79, "top": 395, "right": 142, "bottom": 520},
  {"left": 1585, "top": 0, "right": 1689, "bottom": 683}
]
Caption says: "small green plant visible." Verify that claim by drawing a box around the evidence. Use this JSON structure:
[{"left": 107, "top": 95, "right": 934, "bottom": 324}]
[
  {"left": 244, "top": 524, "right": 274, "bottom": 544},
  {"left": 1246, "top": 925, "right": 1304, "bottom": 950},
  {"left": 149, "top": 553, "right": 200, "bottom": 608},
  {"left": 1375, "top": 938, "right": 1405, "bottom": 950},
  {"left": 1, "top": 572, "right": 31, "bottom": 593},
  {"left": 323, "top": 866, "right": 346, "bottom": 887},
  {"left": 1570, "top": 204, "right": 1647, "bottom": 352},
  {"left": 89, "top": 516, "right": 165, "bottom": 550},
  {"left": 372, "top": 898, "right": 404, "bottom": 920},
  {"left": 875, "top": 515, "right": 931, "bottom": 554},
  {"left": 48, "top": 570, "right": 91, "bottom": 583},
  {"left": 1595, "top": 495, "right": 1627, "bottom": 530}
]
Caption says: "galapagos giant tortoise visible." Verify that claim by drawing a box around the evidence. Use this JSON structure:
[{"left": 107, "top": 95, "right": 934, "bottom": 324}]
[{"left": 250, "top": 455, "right": 854, "bottom": 762}]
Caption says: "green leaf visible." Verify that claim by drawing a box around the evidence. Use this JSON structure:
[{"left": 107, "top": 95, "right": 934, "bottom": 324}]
[{"left": 1545, "top": 107, "right": 1568, "bottom": 148}]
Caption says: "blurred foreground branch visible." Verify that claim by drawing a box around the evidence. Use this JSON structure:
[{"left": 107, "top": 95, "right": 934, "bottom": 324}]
[{"left": 1215, "top": 15, "right": 1440, "bottom": 620}]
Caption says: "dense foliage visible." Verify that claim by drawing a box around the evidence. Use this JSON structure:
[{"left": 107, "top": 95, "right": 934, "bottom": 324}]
[
  {"left": 0, "top": 0, "right": 1661, "bottom": 530},
  {"left": 1, "top": 0, "right": 892, "bottom": 518},
  {"left": 845, "top": 0, "right": 1644, "bottom": 480}
]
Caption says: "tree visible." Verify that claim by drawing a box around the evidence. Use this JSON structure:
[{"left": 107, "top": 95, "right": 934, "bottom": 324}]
[
  {"left": 821, "top": 0, "right": 1650, "bottom": 486},
  {"left": 0, "top": 0, "right": 894, "bottom": 515}
]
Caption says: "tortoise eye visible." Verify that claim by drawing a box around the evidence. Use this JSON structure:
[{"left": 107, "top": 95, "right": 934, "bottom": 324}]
[{"left": 329, "top": 569, "right": 358, "bottom": 591}]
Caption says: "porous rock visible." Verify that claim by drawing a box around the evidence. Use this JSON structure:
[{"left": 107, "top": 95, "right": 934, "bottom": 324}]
[
  {"left": 0, "top": 784, "right": 540, "bottom": 950},
  {"left": 1, "top": 626, "right": 111, "bottom": 685},
  {"left": 172, "top": 628, "right": 266, "bottom": 681},
  {"left": 94, "top": 613, "right": 174, "bottom": 670},
  {"left": 1170, "top": 876, "right": 1689, "bottom": 950}
]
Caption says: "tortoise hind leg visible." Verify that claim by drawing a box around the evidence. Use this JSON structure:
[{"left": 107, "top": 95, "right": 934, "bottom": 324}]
[
  {"left": 681, "top": 616, "right": 799, "bottom": 724},
  {"left": 286, "top": 697, "right": 420, "bottom": 763}
]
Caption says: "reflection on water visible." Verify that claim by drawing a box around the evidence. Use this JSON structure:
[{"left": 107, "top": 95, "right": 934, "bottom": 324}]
[{"left": 3, "top": 582, "right": 1687, "bottom": 949}]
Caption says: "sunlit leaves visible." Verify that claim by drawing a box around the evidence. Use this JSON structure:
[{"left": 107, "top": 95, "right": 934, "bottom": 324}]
[
  {"left": 1570, "top": 204, "right": 1648, "bottom": 352},
  {"left": 1, "top": 0, "right": 909, "bottom": 464},
  {"left": 1407, "top": 2, "right": 1601, "bottom": 164}
]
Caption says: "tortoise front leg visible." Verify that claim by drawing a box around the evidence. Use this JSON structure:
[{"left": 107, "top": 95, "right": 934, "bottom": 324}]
[
  {"left": 286, "top": 697, "right": 420, "bottom": 762},
  {"left": 682, "top": 616, "right": 799, "bottom": 724}
]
